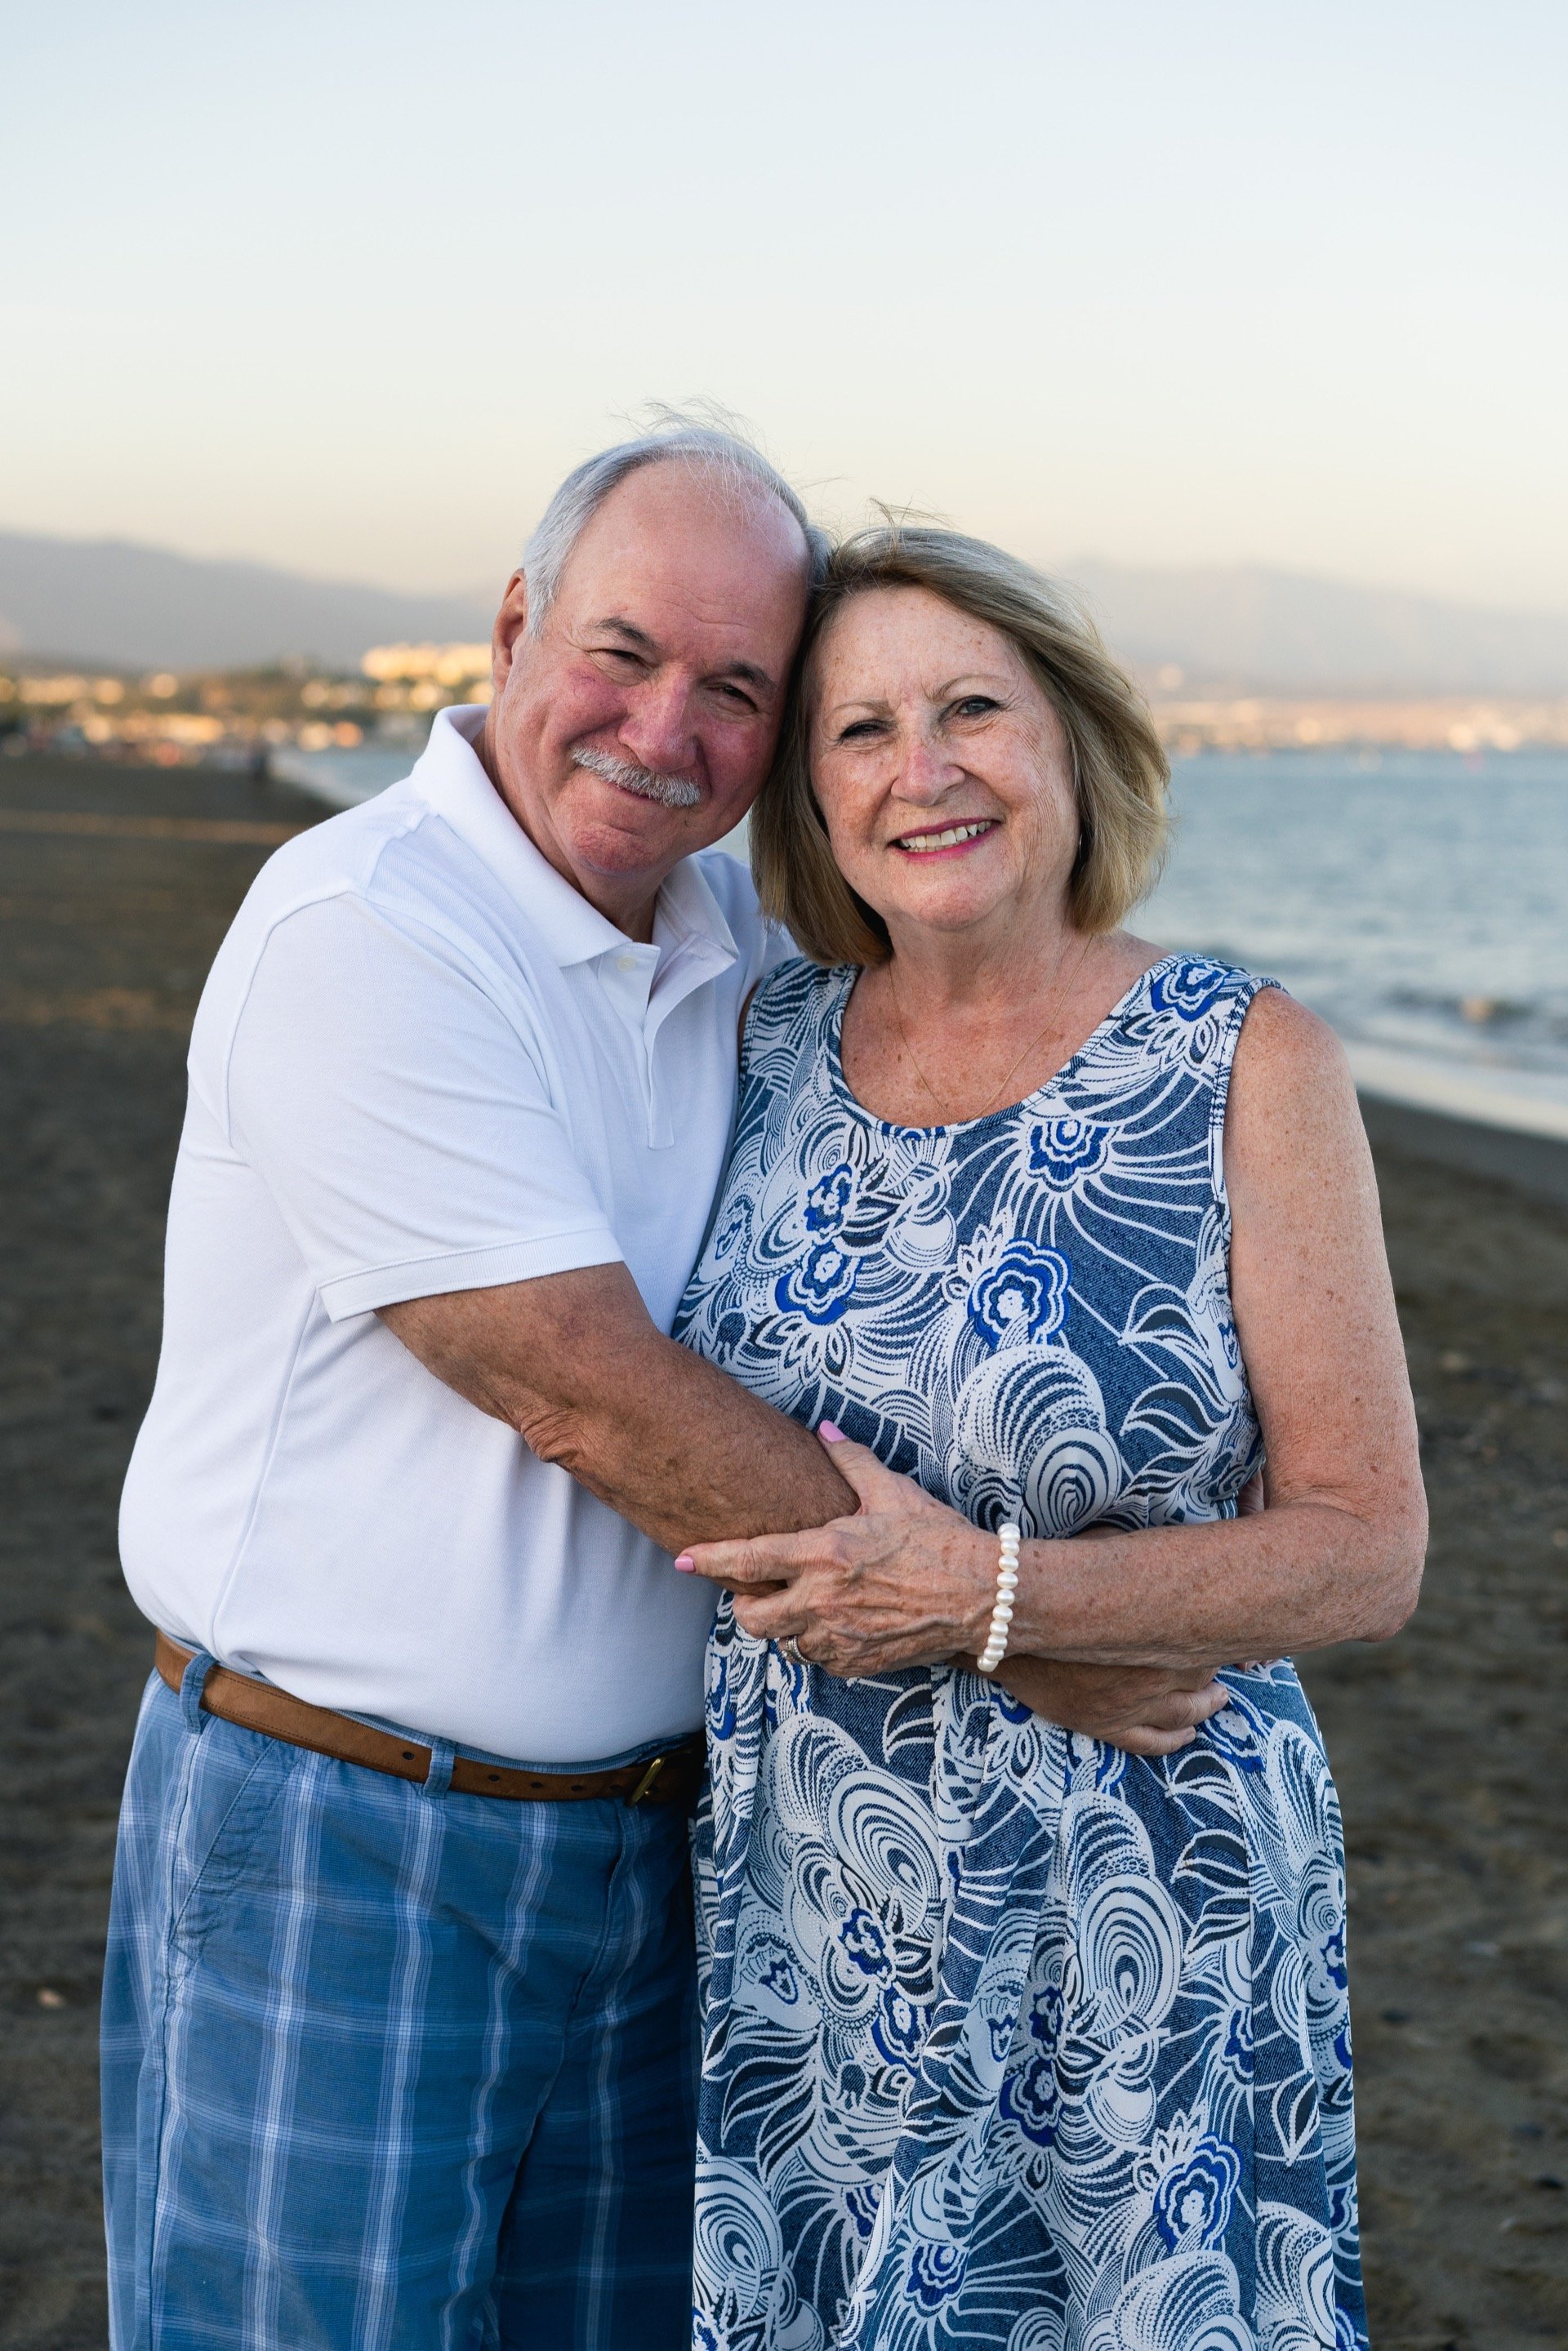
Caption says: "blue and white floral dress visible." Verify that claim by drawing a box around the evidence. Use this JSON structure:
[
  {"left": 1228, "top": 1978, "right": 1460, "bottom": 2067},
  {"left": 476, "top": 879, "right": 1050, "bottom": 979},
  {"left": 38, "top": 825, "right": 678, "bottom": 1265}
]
[{"left": 673, "top": 954, "right": 1365, "bottom": 2351}]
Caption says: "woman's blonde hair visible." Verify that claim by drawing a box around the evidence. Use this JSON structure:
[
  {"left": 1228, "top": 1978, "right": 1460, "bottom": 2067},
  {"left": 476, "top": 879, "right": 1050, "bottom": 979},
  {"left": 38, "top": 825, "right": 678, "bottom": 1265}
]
[{"left": 752, "top": 523, "right": 1169, "bottom": 966}]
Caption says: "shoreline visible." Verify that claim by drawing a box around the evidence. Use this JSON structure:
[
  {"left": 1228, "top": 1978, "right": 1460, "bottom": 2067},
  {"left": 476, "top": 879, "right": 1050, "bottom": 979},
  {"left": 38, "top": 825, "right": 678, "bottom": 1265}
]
[
  {"left": 1358, "top": 1091, "right": 1568, "bottom": 1209},
  {"left": 1345, "top": 1042, "right": 1568, "bottom": 1150}
]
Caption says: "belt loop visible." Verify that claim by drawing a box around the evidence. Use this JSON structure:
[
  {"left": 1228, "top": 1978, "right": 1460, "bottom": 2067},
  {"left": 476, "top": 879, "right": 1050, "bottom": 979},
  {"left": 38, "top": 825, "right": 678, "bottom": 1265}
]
[
  {"left": 421, "top": 1737, "right": 455, "bottom": 1801},
  {"left": 178, "top": 1648, "right": 216, "bottom": 1737}
]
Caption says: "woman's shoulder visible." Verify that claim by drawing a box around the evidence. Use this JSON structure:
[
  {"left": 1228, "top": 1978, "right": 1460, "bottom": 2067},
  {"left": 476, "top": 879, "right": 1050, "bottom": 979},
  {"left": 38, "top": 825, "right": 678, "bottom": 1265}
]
[
  {"left": 1227, "top": 980, "right": 1350, "bottom": 1097},
  {"left": 1133, "top": 948, "right": 1279, "bottom": 1018},
  {"left": 746, "top": 955, "right": 853, "bottom": 1048},
  {"left": 734, "top": 959, "right": 858, "bottom": 1147},
  {"left": 1053, "top": 952, "right": 1288, "bottom": 1134},
  {"left": 1108, "top": 950, "right": 1282, "bottom": 1068}
]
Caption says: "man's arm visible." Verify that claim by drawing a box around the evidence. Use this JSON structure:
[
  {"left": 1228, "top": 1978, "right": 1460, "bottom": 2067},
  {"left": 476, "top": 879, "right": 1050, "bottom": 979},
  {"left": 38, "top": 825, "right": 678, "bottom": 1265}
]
[{"left": 381, "top": 1262, "right": 855, "bottom": 1548}]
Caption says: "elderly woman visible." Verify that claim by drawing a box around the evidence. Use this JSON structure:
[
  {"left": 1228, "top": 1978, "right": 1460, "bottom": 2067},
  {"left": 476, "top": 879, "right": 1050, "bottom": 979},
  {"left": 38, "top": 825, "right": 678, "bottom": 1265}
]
[{"left": 672, "top": 527, "right": 1425, "bottom": 2351}]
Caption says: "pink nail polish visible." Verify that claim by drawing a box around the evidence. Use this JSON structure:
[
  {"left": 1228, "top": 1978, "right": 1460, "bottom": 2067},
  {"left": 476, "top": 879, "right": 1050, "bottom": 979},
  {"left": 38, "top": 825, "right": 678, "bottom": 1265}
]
[
  {"left": 674, "top": 1554, "right": 695, "bottom": 1573},
  {"left": 819, "top": 1421, "right": 844, "bottom": 1443}
]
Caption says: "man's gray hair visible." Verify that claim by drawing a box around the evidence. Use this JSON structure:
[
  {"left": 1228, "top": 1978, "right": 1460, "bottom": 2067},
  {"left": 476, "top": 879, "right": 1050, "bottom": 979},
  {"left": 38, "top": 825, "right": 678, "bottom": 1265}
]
[{"left": 521, "top": 405, "right": 829, "bottom": 631}]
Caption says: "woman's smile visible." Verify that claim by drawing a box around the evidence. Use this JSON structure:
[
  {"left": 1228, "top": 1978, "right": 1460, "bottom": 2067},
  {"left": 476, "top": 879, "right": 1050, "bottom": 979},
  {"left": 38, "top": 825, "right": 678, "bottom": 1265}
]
[{"left": 889, "top": 817, "right": 1000, "bottom": 858}]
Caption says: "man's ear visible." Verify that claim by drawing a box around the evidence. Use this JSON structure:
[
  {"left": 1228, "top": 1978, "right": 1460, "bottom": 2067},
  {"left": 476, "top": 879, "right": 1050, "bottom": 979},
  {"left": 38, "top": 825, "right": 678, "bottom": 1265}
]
[{"left": 491, "top": 571, "right": 531, "bottom": 696}]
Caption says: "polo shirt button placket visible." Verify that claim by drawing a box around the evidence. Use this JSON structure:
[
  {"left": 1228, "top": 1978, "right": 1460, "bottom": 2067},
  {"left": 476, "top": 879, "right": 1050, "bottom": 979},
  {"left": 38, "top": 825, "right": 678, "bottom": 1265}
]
[
  {"left": 639, "top": 977, "right": 665, "bottom": 1148},
  {"left": 603, "top": 946, "right": 662, "bottom": 1144}
]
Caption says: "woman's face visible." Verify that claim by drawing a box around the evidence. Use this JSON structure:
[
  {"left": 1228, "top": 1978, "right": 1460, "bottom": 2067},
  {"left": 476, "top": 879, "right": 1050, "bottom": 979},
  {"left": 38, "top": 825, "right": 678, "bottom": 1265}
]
[{"left": 808, "top": 586, "right": 1080, "bottom": 945}]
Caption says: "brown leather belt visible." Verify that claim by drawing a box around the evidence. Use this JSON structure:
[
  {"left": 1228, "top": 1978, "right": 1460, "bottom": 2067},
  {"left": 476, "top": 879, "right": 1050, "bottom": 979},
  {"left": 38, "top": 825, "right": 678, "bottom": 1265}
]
[{"left": 154, "top": 1633, "right": 703, "bottom": 1806}]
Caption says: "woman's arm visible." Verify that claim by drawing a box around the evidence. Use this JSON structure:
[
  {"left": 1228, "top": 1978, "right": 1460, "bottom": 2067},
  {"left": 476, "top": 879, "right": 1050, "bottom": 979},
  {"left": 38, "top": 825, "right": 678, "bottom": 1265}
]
[
  {"left": 1027, "top": 988, "right": 1425, "bottom": 1663},
  {"left": 677, "top": 991, "right": 1427, "bottom": 1675}
]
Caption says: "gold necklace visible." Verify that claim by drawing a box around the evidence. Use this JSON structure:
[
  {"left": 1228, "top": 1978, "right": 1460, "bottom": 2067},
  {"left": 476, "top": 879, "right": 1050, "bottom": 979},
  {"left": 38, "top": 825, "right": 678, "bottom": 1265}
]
[{"left": 886, "top": 933, "right": 1094, "bottom": 1124}]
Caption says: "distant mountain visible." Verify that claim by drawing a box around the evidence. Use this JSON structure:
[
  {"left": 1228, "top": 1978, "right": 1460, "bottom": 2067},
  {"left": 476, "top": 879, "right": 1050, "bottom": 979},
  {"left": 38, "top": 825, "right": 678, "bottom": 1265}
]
[
  {"left": 4, "top": 526, "right": 1567, "bottom": 694},
  {"left": 0, "top": 532, "right": 497, "bottom": 671},
  {"left": 1059, "top": 558, "right": 1568, "bottom": 697}
]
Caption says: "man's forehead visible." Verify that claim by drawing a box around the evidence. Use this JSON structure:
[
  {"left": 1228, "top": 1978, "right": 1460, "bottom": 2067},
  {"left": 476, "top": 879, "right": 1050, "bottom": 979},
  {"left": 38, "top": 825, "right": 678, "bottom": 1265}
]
[{"left": 561, "top": 466, "right": 807, "bottom": 604}]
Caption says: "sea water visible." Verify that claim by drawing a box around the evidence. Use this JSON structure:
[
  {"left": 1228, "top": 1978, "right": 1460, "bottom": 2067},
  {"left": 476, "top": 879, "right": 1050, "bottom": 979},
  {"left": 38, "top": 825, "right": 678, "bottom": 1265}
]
[
  {"left": 278, "top": 742, "right": 1568, "bottom": 1133},
  {"left": 1143, "top": 750, "right": 1568, "bottom": 1132}
]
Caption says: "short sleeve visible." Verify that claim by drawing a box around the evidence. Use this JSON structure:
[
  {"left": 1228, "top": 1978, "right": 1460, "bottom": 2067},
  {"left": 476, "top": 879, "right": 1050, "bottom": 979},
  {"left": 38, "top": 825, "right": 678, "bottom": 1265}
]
[{"left": 225, "top": 895, "right": 623, "bottom": 1320}]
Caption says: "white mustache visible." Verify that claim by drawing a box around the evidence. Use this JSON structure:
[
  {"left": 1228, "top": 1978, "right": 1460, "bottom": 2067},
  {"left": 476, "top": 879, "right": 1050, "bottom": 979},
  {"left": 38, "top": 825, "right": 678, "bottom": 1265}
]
[{"left": 571, "top": 746, "right": 702, "bottom": 810}]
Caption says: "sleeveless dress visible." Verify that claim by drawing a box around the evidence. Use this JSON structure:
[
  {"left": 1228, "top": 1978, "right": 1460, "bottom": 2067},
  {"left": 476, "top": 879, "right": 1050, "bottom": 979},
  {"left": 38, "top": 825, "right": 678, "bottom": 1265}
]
[{"left": 673, "top": 954, "right": 1365, "bottom": 2351}]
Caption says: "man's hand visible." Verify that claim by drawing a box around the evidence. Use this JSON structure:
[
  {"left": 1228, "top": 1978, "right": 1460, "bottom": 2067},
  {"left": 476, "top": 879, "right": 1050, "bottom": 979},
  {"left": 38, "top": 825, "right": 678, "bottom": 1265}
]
[{"left": 978, "top": 1654, "right": 1232, "bottom": 1756}]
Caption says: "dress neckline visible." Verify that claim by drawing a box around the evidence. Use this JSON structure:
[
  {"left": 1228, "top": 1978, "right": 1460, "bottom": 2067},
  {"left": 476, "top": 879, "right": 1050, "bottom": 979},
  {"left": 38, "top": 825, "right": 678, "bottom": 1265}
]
[{"left": 824, "top": 950, "right": 1182, "bottom": 1138}]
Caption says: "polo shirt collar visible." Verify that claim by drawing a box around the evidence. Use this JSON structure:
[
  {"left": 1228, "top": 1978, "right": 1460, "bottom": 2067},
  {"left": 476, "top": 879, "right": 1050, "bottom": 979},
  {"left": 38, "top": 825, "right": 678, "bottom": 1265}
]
[
  {"left": 655, "top": 845, "right": 740, "bottom": 968},
  {"left": 411, "top": 706, "right": 739, "bottom": 974}
]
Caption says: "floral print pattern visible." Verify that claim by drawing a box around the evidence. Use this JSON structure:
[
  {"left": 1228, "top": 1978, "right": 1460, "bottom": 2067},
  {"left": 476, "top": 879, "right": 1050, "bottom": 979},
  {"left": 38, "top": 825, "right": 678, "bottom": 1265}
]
[{"left": 675, "top": 955, "right": 1365, "bottom": 2351}]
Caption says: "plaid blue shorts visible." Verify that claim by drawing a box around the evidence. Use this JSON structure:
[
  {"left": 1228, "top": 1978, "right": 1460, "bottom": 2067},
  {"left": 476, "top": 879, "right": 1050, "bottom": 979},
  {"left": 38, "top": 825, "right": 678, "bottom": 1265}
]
[{"left": 101, "top": 1659, "right": 698, "bottom": 2350}]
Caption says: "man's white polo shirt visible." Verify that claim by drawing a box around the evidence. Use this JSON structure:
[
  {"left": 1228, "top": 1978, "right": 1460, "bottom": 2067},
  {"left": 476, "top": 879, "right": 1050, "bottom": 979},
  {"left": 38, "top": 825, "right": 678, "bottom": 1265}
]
[{"left": 119, "top": 706, "right": 778, "bottom": 1761}]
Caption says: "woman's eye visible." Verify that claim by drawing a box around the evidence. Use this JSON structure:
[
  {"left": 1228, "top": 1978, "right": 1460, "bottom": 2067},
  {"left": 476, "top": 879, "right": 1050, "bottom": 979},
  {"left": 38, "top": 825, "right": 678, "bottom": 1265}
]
[
  {"left": 836, "top": 719, "right": 885, "bottom": 743},
  {"left": 951, "top": 696, "right": 1000, "bottom": 719}
]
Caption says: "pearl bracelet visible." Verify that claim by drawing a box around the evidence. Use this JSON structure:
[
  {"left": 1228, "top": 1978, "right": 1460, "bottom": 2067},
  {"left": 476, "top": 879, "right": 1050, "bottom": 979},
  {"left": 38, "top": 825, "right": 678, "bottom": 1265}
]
[{"left": 976, "top": 1521, "right": 1022, "bottom": 1676}]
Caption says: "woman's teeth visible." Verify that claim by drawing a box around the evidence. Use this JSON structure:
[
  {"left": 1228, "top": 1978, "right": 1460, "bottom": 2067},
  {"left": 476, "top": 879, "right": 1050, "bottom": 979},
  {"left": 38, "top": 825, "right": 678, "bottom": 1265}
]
[{"left": 896, "top": 820, "right": 995, "bottom": 854}]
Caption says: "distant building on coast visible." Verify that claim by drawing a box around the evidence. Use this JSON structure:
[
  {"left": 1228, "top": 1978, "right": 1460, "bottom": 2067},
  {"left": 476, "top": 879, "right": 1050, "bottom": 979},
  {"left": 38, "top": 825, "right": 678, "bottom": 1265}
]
[
  {"left": 0, "top": 643, "right": 492, "bottom": 766},
  {"left": 2, "top": 647, "right": 1566, "bottom": 768},
  {"left": 1147, "top": 692, "right": 1568, "bottom": 755}
]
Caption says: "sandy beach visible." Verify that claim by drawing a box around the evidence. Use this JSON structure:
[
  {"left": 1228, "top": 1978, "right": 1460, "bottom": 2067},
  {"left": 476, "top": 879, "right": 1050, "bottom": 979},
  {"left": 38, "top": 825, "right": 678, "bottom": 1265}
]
[{"left": 1, "top": 750, "right": 1563, "bottom": 2351}]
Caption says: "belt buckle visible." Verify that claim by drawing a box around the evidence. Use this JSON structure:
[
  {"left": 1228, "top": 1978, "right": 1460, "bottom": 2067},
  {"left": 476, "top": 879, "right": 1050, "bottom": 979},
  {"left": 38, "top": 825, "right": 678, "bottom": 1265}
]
[{"left": 627, "top": 1754, "right": 667, "bottom": 1806}]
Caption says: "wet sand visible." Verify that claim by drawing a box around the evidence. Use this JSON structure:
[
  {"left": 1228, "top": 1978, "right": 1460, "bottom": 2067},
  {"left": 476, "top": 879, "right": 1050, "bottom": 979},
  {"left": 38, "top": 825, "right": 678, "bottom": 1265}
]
[{"left": 1, "top": 752, "right": 1564, "bottom": 2349}]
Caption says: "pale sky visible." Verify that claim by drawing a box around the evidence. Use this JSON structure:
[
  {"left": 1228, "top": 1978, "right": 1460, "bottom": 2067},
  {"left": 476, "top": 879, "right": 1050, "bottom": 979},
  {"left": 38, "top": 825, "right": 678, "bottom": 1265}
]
[{"left": 6, "top": 0, "right": 1566, "bottom": 611}]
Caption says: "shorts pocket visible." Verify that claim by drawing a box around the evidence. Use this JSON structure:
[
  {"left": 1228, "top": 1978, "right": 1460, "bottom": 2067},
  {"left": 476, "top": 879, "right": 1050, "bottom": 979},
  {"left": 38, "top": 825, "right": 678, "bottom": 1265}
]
[{"left": 168, "top": 1720, "right": 297, "bottom": 1956}]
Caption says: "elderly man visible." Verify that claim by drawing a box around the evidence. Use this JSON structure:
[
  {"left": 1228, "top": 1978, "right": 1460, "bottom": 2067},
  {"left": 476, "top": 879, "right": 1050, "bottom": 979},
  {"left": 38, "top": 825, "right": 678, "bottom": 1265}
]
[{"left": 103, "top": 419, "right": 854, "bottom": 2351}]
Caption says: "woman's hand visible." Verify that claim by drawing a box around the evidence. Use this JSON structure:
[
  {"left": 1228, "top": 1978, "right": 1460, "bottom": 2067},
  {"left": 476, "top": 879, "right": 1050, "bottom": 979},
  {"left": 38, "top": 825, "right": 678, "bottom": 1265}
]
[
  {"left": 677, "top": 1429, "right": 1237, "bottom": 1752},
  {"left": 675, "top": 1428, "right": 995, "bottom": 1678}
]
